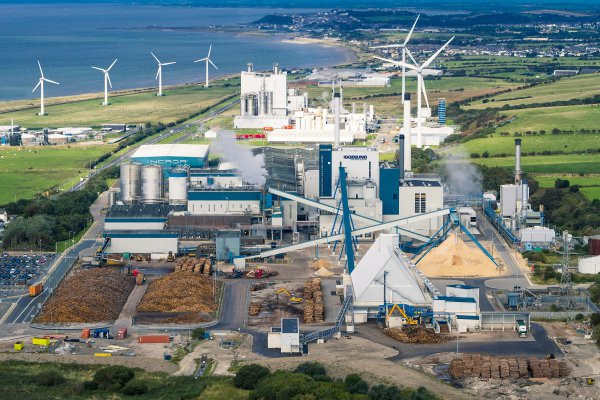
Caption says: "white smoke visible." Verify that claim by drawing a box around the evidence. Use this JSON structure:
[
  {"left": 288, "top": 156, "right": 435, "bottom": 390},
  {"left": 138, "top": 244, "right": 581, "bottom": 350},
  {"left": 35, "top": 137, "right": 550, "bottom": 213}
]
[
  {"left": 443, "top": 150, "right": 483, "bottom": 196},
  {"left": 213, "top": 129, "right": 267, "bottom": 187}
]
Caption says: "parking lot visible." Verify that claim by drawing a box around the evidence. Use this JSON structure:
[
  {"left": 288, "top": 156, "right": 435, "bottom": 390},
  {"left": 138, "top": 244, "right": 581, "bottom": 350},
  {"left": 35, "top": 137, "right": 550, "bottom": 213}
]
[{"left": 0, "top": 253, "right": 55, "bottom": 297}]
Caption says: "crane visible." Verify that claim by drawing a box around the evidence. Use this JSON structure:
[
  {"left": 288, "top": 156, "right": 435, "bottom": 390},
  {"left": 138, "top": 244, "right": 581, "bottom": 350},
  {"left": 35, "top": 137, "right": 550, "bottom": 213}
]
[{"left": 275, "top": 288, "right": 303, "bottom": 304}]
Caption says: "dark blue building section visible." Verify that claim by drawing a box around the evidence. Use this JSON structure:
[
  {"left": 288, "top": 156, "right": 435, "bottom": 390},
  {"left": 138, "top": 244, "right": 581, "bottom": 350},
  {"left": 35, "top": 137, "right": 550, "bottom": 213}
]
[
  {"left": 438, "top": 98, "right": 446, "bottom": 124},
  {"left": 380, "top": 167, "right": 399, "bottom": 215},
  {"left": 319, "top": 144, "right": 333, "bottom": 197}
]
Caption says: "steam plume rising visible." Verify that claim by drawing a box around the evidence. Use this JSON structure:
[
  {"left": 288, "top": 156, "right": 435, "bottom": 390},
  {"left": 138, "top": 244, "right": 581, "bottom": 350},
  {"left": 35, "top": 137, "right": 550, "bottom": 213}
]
[
  {"left": 444, "top": 150, "right": 482, "bottom": 196},
  {"left": 213, "top": 129, "right": 267, "bottom": 186}
]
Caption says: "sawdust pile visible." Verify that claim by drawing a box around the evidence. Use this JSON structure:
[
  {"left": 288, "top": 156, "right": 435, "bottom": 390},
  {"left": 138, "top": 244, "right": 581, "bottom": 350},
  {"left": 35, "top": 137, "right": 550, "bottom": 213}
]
[
  {"left": 36, "top": 269, "right": 135, "bottom": 323},
  {"left": 383, "top": 326, "right": 449, "bottom": 344},
  {"left": 314, "top": 267, "right": 334, "bottom": 277},
  {"left": 417, "top": 236, "right": 505, "bottom": 278},
  {"left": 137, "top": 271, "right": 217, "bottom": 313},
  {"left": 311, "top": 259, "right": 331, "bottom": 270}
]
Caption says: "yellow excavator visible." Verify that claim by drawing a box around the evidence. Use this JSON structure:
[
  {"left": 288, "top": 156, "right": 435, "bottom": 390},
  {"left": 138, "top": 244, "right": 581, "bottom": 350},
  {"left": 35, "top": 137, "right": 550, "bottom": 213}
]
[
  {"left": 387, "top": 304, "right": 418, "bottom": 325},
  {"left": 275, "top": 288, "right": 303, "bottom": 304}
]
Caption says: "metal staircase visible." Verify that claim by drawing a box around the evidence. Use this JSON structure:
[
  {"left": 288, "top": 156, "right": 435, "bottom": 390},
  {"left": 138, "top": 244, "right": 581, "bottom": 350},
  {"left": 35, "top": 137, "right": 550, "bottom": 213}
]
[{"left": 302, "top": 285, "right": 354, "bottom": 344}]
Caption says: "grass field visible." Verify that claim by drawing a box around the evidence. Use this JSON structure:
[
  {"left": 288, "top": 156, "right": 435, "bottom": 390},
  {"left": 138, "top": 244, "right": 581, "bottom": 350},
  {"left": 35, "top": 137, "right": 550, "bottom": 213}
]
[
  {"left": 580, "top": 187, "right": 600, "bottom": 201},
  {"left": 0, "top": 82, "right": 238, "bottom": 128},
  {"left": 0, "top": 144, "right": 114, "bottom": 204},
  {"left": 497, "top": 104, "right": 600, "bottom": 133},
  {"left": 467, "top": 74, "right": 600, "bottom": 109},
  {"left": 449, "top": 153, "right": 600, "bottom": 175},
  {"left": 442, "top": 133, "right": 600, "bottom": 156},
  {"left": 534, "top": 176, "right": 600, "bottom": 188}
]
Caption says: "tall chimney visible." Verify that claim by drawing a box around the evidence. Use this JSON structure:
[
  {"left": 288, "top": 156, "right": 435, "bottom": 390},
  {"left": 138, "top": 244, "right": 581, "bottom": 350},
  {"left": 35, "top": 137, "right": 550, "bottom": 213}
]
[
  {"left": 399, "top": 134, "right": 405, "bottom": 180},
  {"left": 514, "top": 138, "right": 522, "bottom": 184},
  {"left": 334, "top": 92, "right": 341, "bottom": 148},
  {"left": 403, "top": 93, "right": 412, "bottom": 171},
  {"left": 521, "top": 179, "right": 529, "bottom": 218},
  {"left": 247, "top": 62, "right": 253, "bottom": 72},
  {"left": 273, "top": 62, "right": 279, "bottom": 74}
]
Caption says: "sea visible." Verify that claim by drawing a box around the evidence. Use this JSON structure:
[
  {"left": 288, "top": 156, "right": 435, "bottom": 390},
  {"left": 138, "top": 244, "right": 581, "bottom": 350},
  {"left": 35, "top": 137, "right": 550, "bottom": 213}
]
[{"left": 0, "top": 3, "right": 353, "bottom": 101}]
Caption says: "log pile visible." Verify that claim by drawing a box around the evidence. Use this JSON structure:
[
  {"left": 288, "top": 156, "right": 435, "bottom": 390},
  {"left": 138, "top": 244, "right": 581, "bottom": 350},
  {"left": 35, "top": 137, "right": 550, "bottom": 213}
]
[
  {"left": 36, "top": 269, "right": 135, "bottom": 323},
  {"left": 137, "top": 271, "right": 217, "bottom": 313},
  {"left": 383, "top": 326, "right": 449, "bottom": 344},
  {"left": 303, "top": 278, "right": 324, "bottom": 323},
  {"left": 249, "top": 302, "right": 261, "bottom": 316},
  {"left": 449, "top": 354, "right": 569, "bottom": 380},
  {"left": 175, "top": 257, "right": 211, "bottom": 275}
]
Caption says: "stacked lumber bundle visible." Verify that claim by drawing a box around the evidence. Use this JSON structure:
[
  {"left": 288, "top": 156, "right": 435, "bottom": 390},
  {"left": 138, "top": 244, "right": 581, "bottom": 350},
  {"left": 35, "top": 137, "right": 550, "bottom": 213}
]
[
  {"left": 449, "top": 354, "right": 569, "bottom": 380},
  {"left": 303, "top": 278, "right": 324, "bottom": 323},
  {"left": 36, "top": 269, "right": 135, "bottom": 323},
  {"left": 383, "top": 326, "right": 449, "bottom": 344},
  {"left": 137, "top": 271, "right": 217, "bottom": 313},
  {"left": 175, "top": 257, "right": 211, "bottom": 274},
  {"left": 249, "top": 302, "right": 261, "bottom": 316}
]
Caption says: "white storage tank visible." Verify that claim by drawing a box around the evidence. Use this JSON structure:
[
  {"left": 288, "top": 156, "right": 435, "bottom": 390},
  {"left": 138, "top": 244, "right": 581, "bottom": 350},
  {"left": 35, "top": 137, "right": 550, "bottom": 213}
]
[
  {"left": 120, "top": 162, "right": 142, "bottom": 203},
  {"left": 168, "top": 168, "right": 188, "bottom": 205},
  {"left": 141, "top": 165, "right": 164, "bottom": 204},
  {"left": 578, "top": 256, "right": 600, "bottom": 274},
  {"left": 107, "top": 190, "right": 117, "bottom": 207}
]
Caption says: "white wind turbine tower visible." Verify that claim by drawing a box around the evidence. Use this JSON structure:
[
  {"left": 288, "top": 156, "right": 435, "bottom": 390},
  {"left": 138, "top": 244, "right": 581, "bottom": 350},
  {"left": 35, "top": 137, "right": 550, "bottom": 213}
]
[
  {"left": 370, "top": 14, "right": 420, "bottom": 104},
  {"left": 32, "top": 61, "right": 59, "bottom": 116},
  {"left": 151, "top": 52, "right": 176, "bottom": 96},
  {"left": 92, "top": 59, "right": 117, "bottom": 106},
  {"left": 194, "top": 45, "right": 218, "bottom": 88},
  {"left": 375, "top": 36, "right": 454, "bottom": 148}
]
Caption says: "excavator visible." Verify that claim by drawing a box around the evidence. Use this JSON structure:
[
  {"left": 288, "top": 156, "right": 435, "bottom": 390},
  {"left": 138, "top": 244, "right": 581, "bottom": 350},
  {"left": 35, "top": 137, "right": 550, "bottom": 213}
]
[
  {"left": 275, "top": 288, "right": 303, "bottom": 304},
  {"left": 387, "top": 304, "right": 418, "bottom": 325}
]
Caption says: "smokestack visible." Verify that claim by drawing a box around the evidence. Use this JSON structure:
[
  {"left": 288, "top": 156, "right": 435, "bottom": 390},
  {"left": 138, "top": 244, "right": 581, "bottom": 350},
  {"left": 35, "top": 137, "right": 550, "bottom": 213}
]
[
  {"left": 334, "top": 92, "right": 340, "bottom": 148},
  {"left": 273, "top": 62, "right": 279, "bottom": 74},
  {"left": 403, "top": 94, "right": 412, "bottom": 171},
  {"left": 399, "top": 134, "right": 405, "bottom": 180},
  {"left": 352, "top": 102, "right": 356, "bottom": 114},
  {"left": 521, "top": 179, "right": 529, "bottom": 218},
  {"left": 247, "top": 62, "right": 253, "bottom": 72},
  {"left": 515, "top": 138, "right": 522, "bottom": 184}
]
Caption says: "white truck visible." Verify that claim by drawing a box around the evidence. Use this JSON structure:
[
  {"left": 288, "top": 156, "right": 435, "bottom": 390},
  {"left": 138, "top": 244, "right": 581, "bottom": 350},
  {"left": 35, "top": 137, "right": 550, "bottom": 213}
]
[{"left": 516, "top": 319, "right": 528, "bottom": 338}]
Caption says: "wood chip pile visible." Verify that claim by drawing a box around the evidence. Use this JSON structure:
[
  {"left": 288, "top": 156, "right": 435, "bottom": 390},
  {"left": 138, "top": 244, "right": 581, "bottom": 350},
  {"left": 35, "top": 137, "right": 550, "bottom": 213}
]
[
  {"left": 249, "top": 302, "right": 261, "bottom": 316},
  {"left": 383, "top": 326, "right": 450, "bottom": 344},
  {"left": 303, "top": 278, "right": 324, "bottom": 323},
  {"left": 449, "top": 354, "right": 569, "bottom": 380},
  {"left": 137, "top": 271, "right": 217, "bottom": 313},
  {"left": 36, "top": 268, "right": 135, "bottom": 323},
  {"left": 175, "top": 257, "right": 212, "bottom": 275}
]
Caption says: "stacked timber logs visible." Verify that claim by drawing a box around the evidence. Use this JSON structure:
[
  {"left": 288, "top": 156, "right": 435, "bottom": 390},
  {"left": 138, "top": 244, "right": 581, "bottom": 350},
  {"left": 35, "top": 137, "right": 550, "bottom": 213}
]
[
  {"left": 249, "top": 302, "right": 261, "bottom": 316},
  {"left": 450, "top": 354, "right": 569, "bottom": 380},
  {"left": 303, "top": 278, "right": 324, "bottom": 323},
  {"left": 383, "top": 326, "right": 449, "bottom": 344},
  {"left": 175, "top": 257, "right": 212, "bottom": 275}
]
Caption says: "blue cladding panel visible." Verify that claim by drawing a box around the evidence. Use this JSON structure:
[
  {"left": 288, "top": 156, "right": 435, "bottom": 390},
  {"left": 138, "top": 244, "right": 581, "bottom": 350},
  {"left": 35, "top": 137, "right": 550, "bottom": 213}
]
[
  {"left": 438, "top": 98, "right": 446, "bottom": 125},
  {"left": 319, "top": 144, "right": 332, "bottom": 197},
  {"left": 265, "top": 193, "right": 273, "bottom": 209},
  {"left": 438, "top": 296, "right": 477, "bottom": 303},
  {"left": 380, "top": 168, "right": 399, "bottom": 215},
  {"left": 456, "top": 315, "right": 480, "bottom": 320},
  {"left": 188, "top": 191, "right": 262, "bottom": 201}
]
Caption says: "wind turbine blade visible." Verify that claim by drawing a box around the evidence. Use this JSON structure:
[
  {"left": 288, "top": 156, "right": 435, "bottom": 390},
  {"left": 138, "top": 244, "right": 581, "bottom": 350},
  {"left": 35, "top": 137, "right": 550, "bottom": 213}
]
[
  {"left": 403, "top": 14, "right": 420, "bottom": 45},
  {"left": 156, "top": 67, "right": 160, "bottom": 80},
  {"left": 92, "top": 66, "right": 104, "bottom": 72},
  {"left": 32, "top": 81, "right": 41, "bottom": 92},
  {"left": 37, "top": 60, "right": 44, "bottom": 78},
  {"left": 405, "top": 48, "right": 419, "bottom": 67},
  {"left": 208, "top": 44, "right": 212, "bottom": 58},
  {"left": 420, "top": 75, "right": 430, "bottom": 108},
  {"left": 106, "top": 73, "right": 113, "bottom": 88},
  {"left": 209, "top": 59, "right": 218, "bottom": 70},
  {"left": 162, "top": 62, "right": 176, "bottom": 66},
  {"left": 151, "top": 52, "right": 160, "bottom": 64},
  {"left": 107, "top": 58, "right": 118, "bottom": 71},
  {"left": 373, "top": 56, "right": 417, "bottom": 70},
  {"left": 44, "top": 78, "right": 60, "bottom": 85},
  {"left": 194, "top": 57, "right": 207, "bottom": 63},
  {"left": 421, "top": 36, "right": 454, "bottom": 69}
]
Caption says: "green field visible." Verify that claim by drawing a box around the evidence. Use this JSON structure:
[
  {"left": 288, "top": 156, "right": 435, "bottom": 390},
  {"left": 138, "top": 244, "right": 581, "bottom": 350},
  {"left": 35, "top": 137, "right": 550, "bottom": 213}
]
[
  {"left": 449, "top": 153, "right": 600, "bottom": 175},
  {"left": 534, "top": 176, "right": 600, "bottom": 188},
  {"left": 498, "top": 104, "right": 600, "bottom": 133},
  {"left": 580, "top": 187, "right": 600, "bottom": 201},
  {"left": 0, "top": 82, "right": 238, "bottom": 128},
  {"left": 467, "top": 74, "right": 600, "bottom": 109},
  {"left": 442, "top": 132, "right": 600, "bottom": 156},
  {"left": 0, "top": 144, "right": 114, "bottom": 204}
]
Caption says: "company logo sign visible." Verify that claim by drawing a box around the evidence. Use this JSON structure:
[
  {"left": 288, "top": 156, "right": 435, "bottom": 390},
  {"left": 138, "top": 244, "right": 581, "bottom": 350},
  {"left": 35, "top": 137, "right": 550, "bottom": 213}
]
[
  {"left": 149, "top": 159, "right": 189, "bottom": 165},
  {"left": 343, "top": 155, "right": 368, "bottom": 160}
]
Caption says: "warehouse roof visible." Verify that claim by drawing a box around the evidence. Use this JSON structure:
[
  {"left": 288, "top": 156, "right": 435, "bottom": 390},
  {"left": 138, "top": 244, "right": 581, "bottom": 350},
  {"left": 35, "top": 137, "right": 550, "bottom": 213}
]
[
  {"left": 132, "top": 144, "right": 209, "bottom": 159},
  {"left": 401, "top": 179, "right": 442, "bottom": 187}
]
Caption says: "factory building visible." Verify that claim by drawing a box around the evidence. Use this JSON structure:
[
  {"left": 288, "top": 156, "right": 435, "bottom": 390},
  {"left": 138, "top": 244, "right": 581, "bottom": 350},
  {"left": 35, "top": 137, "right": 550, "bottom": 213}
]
[
  {"left": 130, "top": 144, "right": 209, "bottom": 169},
  {"left": 102, "top": 231, "right": 179, "bottom": 254}
]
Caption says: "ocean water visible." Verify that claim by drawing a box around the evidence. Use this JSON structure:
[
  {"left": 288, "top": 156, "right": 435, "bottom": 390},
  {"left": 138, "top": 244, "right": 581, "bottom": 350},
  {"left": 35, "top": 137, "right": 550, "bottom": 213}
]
[{"left": 0, "top": 4, "right": 352, "bottom": 101}]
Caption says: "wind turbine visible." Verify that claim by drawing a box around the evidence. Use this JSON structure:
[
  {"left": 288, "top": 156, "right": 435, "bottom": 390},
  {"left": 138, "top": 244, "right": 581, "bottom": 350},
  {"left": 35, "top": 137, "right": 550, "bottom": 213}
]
[
  {"left": 32, "top": 61, "right": 59, "bottom": 116},
  {"left": 370, "top": 14, "right": 420, "bottom": 103},
  {"left": 151, "top": 52, "right": 176, "bottom": 96},
  {"left": 92, "top": 59, "right": 117, "bottom": 106},
  {"left": 374, "top": 36, "right": 454, "bottom": 148},
  {"left": 194, "top": 45, "right": 218, "bottom": 88}
]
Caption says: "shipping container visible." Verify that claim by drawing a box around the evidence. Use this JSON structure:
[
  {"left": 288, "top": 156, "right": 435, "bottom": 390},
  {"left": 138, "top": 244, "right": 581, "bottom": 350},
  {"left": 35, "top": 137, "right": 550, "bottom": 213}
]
[
  {"left": 29, "top": 283, "right": 43, "bottom": 297},
  {"left": 138, "top": 335, "right": 171, "bottom": 344},
  {"left": 117, "top": 328, "right": 128, "bottom": 340},
  {"left": 32, "top": 337, "right": 50, "bottom": 346}
]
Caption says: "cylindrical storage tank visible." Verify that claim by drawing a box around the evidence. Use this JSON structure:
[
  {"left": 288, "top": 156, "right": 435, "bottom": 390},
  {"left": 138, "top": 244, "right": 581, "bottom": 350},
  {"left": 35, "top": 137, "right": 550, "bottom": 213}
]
[
  {"left": 363, "top": 180, "right": 376, "bottom": 200},
  {"left": 141, "top": 165, "right": 163, "bottom": 204},
  {"left": 168, "top": 168, "right": 188, "bottom": 205},
  {"left": 578, "top": 256, "right": 600, "bottom": 274},
  {"left": 589, "top": 236, "right": 600, "bottom": 256},
  {"left": 47, "top": 133, "right": 68, "bottom": 145},
  {"left": 107, "top": 190, "right": 117, "bottom": 207},
  {"left": 120, "top": 162, "right": 142, "bottom": 203}
]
